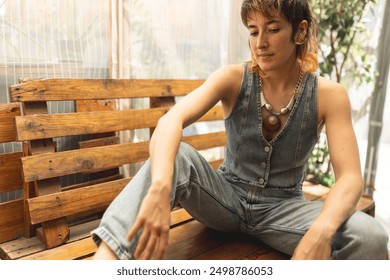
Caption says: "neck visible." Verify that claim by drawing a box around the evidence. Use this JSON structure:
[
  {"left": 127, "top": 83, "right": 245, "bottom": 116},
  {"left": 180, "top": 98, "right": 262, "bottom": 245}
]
[{"left": 260, "top": 62, "right": 301, "bottom": 95}]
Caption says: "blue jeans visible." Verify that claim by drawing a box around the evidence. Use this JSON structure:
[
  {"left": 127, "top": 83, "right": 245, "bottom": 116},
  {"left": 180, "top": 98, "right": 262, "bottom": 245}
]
[{"left": 91, "top": 142, "right": 389, "bottom": 260}]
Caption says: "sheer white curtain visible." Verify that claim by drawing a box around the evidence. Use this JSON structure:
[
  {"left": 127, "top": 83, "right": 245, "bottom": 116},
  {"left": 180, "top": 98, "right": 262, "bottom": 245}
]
[
  {"left": 109, "top": 0, "right": 250, "bottom": 176},
  {"left": 0, "top": 0, "right": 110, "bottom": 200},
  {"left": 110, "top": 0, "right": 249, "bottom": 79}
]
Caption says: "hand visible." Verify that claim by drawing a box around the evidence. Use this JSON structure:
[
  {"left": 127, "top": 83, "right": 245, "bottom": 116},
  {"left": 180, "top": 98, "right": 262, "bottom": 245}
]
[
  {"left": 127, "top": 188, "right": 171, "bottom": 260},
  {"left": 291, "top": 228, "right": 332, "bottom": 260}
]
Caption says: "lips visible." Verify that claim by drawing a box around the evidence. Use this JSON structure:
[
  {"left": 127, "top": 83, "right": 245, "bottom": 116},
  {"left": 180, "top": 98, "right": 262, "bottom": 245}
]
[{"left": 258, "top": 53, "right": 273, "bottom": 58}]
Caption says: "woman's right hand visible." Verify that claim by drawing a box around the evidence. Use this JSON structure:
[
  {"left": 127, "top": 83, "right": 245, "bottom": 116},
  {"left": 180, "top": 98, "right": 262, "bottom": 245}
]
[{"left": 127, "top": 187, "right": 171, "bottom": 260}]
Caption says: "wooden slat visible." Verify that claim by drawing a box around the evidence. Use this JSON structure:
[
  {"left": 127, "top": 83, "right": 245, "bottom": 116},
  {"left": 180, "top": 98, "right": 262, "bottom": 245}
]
[
  {"left": 62, "top": 174, "right": 123, "bottom": 192},
  {"left": 27, "top": 178, "right": 131, "bottom": 225},
  {"left": 184, "top": 132, "right": 226, "bottom": 151},
  {"left": 15, "top": 105, "right": 223, "bottom": 141},
  {"left": 198, "top": 106, "right": 224, "bottom": 122},
  {"left": 27, "top": 180, "right": 195, "bottom": 226},
  {"left": 170, "top": 208, "right": 194, "bottom": 228},
  {"left": 164, "top": 221, "right": 224, "bottom": 260},
  {"left": 0, "top": 152, "right": 23, "bottom": 193},
  {"left": 244, "top": 248, "right": 290, "bottom": 260},
  {"left": 22, "top": 142, "right": 148, "bottom": 182},
  {"left": 0, "top": 200, "right": 24, "bottom": 244},
  {"left": 0, "top": 219, "right": 100, "bottom": 260},
  {"left": 78, "top": 136, "right": 120, "bottom": 149},
  {"left": 357, "top": 196, "right": 375, "bottom": 217},
  {"left": 0, "top": 102, "right": 20, "bottom": 143},
  {"left": 192, "top": 235, "right": 276, "bottom": 260},
  {"left": 14, "top": 107, "right": 167, "bottom": 141},
  {"left": 10, "top": 79, "right": 204, "bottom": 101},
  {"left": 20, "top": 237, "right": 96, "bottom": 260},
  {"left": 209, "top": 159, "right": 224, "bottom": 170},
  {"left": 75, "top": 99, "right": 117, "bottom": 112},
  {"left": 21, "top": 132, "right": 226, "bottom": 182}
]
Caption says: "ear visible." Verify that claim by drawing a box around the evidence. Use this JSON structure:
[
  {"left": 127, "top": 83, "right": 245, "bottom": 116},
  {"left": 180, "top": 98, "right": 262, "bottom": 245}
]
[{"left": 295, "top": 20, "right": 308, "bottom": 45}]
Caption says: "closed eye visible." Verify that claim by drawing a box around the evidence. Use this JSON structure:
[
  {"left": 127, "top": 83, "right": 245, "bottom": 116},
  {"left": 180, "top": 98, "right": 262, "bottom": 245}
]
[{"left": 268, "top": 28, "right": 280, "bottom": 33}]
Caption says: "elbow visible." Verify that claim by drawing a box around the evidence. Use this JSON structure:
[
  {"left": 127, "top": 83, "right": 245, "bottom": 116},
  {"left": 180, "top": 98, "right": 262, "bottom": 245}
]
[{"left": 350, "top": 174, "right": 364, "bottom": 195}]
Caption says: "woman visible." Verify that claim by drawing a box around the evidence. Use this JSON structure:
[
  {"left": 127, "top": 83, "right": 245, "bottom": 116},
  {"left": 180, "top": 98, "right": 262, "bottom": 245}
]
[{"left": 92, "top": 0, "right": 388, "bottom": 260}]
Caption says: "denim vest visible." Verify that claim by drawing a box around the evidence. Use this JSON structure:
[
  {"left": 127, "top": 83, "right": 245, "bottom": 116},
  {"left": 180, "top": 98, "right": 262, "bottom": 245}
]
[{"left": 220, "top": 62, "right": 319, "bottom": 189}]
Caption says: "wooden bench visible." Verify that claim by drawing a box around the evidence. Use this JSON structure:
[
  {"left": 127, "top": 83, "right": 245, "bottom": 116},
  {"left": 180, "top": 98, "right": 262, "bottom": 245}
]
[
  {"left": 0, "top": 78, "right": 375, "bottom": 260},
  {"left": 0, "top": 103, "right": 24, "bottom": 245}
]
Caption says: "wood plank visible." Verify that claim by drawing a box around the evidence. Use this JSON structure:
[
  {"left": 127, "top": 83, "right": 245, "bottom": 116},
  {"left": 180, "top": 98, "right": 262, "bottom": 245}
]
[
  {"left": 27, "top": 178, "right": 131, "bottom": 225},
  {"left": 10, "top": 79, "right": 204, "bottom": 101},
  {"left": 149, "top": 96, "right": 176, "bottom": 136},
  {"left": 198, "top": 106, "right": 224, "bottom": 122},
  {"left": 62, "top": 174, "right": 123, "bottom": 192},
  {"left": 170, "top": 208, "right": 194, "bottom": 228},
  {"left": 184, "top": 132, "right": 226, "bottom": 151},
  {"left": 15, "top": 107, "right": 167, "bottom": 141},
  {"left": 209, "top": 159, "right": 224, "bottom": 170},
  {"left": 20, "top": 237, "right": 96, "bottom": 260},
  {"left": 22, "top": 142, "right": 148, "bottom": 182},
  {"left": 79, "top": 136, "right": 120, "bottom": 149},
  {"left": 357, "top": 196, "right": 375, "bottom": 217},
  {"left": 164, "top": 223, "right": 223, "bottom": 260},
  {"left": 27, "top": 182, "right": 194, "bottom": 227},
  {"left": 75, "top": 99, "right": 117, "bottom": 112},
  {"left": 192, "top": 234, "right": 272, "bottom": 260},
  {"left": 21, "top": 132, "right": 226, "bottom": 182},
  {"left": 244, "top": 248, "right": 290, "bottom": 260},
  {"left": 15, "top": 106, "right": 223, "bottom": 141},
  {"left": 0, "top": 236, "right": 43, "bottom": 260},
  {"left": 0, "top": 102, "right": 20, "bottom": 143},
  {"left": 0, "top": 152, "right": 23, "bottom": 193},
  {"left": 0, "top": 199, "right": 24, "bottom": 244},
  {"left": 0, "top": 219, "right": 100, "bottom": 260}
]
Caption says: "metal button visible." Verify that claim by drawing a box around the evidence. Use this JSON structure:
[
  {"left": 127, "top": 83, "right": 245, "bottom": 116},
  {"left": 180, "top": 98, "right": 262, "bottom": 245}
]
[
  {"left": 260, "top": 162, "right": 267, "bottom": 169},
  {"left": 259, "top": 178, "right": 265, "bottom": 184},
  {"left": 264, "top": 146, "right": 271, "bottom": 153}
]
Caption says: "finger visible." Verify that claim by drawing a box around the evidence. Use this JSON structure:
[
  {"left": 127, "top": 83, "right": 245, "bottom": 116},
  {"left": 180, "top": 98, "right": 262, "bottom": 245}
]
[
  {"left": 127, "top": 220, "right": 142, "bottom": 241},
  {"left": 140, "top": 233, "right": 158, "bottom": 260},
  {"left": 154, "top": 231, "right": 169, "bottom": 260},
  {"left": 134, "top": 229, "right": 151, "bottom": 259}
]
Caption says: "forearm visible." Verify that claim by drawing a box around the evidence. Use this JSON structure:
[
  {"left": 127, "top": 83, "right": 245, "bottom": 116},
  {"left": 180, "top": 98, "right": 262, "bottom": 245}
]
[
  {"left": 310, "top": 175, "right": 363, "bottom": 238},
  {"left": 292, "top": 175, "right": 363, "bottom": 259},
  {"left": 148, "top": 115, "right": 183, "bottom": 193}
]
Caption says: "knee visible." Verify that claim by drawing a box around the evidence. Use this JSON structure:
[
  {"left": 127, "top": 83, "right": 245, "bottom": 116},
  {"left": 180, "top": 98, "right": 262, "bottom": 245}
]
[
  {"left": 362, "top": 221, "right": 389, "bottom": 259},
  {"left": 175, "top": 142, "right": 203, "bottom": 166},
  {"left": 339, "top": 212, "right": 389, "bottom": 259}
]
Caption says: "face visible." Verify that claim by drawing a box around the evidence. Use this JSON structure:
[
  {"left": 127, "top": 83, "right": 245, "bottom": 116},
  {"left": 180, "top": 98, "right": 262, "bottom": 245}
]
[{"left": 247, "top": 12, "right": 298, "bottom": 73}]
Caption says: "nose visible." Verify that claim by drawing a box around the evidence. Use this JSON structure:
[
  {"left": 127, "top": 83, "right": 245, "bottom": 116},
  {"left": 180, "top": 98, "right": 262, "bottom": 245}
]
[{"left": 256, "top": 31, "right": 268, "bottom": 49}]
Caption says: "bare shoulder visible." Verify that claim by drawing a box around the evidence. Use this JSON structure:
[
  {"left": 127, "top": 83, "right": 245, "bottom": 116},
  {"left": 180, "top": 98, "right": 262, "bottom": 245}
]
[
  {"left": 205, "top": 64, "right": 244, "bottom": 92},
  {"left": 317, "top": 76, "right": 351, "bottom": 120},
  {"left": 203, "top": 64, "right": 244, "bottom": 115}
]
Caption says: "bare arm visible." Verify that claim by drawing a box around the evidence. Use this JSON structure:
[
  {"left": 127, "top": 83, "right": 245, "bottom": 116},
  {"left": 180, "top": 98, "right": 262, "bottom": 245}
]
[
  {"left": 127, "top": 65, "right": 243, "bottom": 259},
  {"left": 292, "top": 78, "right": 363, "bottom": 259}
]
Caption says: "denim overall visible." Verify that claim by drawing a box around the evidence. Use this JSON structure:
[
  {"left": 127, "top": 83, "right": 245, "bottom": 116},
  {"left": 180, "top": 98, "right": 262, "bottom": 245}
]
[{"left": 92, "top": 63, "right": 388, "bottom": 260}]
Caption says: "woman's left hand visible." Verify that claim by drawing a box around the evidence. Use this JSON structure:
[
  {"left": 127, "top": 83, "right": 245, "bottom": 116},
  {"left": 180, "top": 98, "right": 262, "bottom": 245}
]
[{"left": 291, "top": 227, "right": 332, "bottom": 260}]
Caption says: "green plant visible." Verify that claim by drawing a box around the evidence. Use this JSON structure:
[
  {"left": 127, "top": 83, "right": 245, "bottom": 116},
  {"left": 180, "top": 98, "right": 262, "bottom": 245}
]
[{"left": 305, "top": 0, "right": 377, "bottom": 186}]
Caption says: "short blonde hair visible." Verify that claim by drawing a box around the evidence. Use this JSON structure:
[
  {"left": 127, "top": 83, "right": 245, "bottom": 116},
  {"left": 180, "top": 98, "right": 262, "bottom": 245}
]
[{"left": 241, "top": 0, "right": 319, "bottom": 73}]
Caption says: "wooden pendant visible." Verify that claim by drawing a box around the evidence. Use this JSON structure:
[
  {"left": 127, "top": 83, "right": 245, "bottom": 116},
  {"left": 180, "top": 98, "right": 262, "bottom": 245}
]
[{"left": 263, "top": 114, "right": 281, "bottom": 132}]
